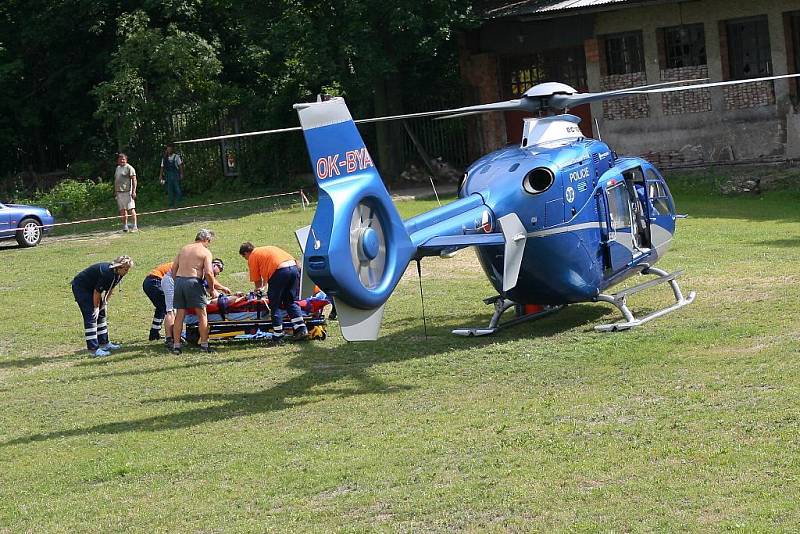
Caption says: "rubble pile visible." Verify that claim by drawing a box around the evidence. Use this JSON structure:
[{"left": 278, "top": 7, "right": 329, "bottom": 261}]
[{"left": 399, "top": 158, "right": 462, "bottom": 184}]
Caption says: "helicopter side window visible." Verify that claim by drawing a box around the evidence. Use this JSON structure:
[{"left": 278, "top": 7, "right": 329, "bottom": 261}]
[
  {"left": 606, "top": 183, "right": 633, "bottom": 235},
  {"left": 645, "top": 169, "right": 672, "bottom": 215}
]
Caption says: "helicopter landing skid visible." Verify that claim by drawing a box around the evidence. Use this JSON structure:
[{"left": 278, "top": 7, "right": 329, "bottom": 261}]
[
  {"left": 594, "top": 267, "right": 696, "bottom": 332},
  {"left": 452, "top": 296, "right": 562, "bottom": 337}
]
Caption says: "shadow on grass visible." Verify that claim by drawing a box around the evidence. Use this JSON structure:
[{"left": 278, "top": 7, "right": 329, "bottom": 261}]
[
  {"left": 0, "top": 304, "right": 609, "bottom": 448},
  {"left": 748, "top": 237, "right": 800, "bottom": 248},
  {"left": 0, "top": 341, "right": 164, "bottom": 370},
  {"left": 0, "top": 346, "right": 106, "bottom": 369},
  {"left": 0, "top": 353, "right": 77, "bottom": 369}
]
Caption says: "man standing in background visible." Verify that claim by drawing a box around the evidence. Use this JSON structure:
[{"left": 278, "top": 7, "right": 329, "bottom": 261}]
[
  {"left": 114, "top": 153, "right": 138, "bottom": 232},
  {"left": 159, "top": 143, "right": 184, "bottom": 208}
]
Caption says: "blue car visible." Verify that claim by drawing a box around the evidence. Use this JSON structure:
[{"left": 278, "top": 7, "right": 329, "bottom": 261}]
[{"left": 0, "top": 201, "right": 55, "bottom": 247}]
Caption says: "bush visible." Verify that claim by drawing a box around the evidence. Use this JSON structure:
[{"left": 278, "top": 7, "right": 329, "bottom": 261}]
[{"left": 33, "top": 179, "right": 115, "bottom": 220}]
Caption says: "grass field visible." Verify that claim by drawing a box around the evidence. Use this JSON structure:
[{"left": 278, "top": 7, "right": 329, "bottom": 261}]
[{"left": 1, "top": 174, "right": 799, "bottom": 531}]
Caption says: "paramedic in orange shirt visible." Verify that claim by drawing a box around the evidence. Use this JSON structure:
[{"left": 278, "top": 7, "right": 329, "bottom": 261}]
[{"left": 239, "top": 241, "right": 309, "bottom": 340}]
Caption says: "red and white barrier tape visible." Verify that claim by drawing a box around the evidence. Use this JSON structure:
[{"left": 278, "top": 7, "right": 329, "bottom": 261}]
[{"left": 27, "top": 189, "right": 310, "bottom": 229}]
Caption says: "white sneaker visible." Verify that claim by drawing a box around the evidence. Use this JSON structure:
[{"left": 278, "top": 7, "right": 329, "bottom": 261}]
[
  {"left": 101, "top": 342, "right": 121, "bottom": 350},
  {"left": 93, "top": 348, "right": 111, "bottom": 357},
  {"left": 122, "top": 225, "right": 129, "bottom": 233},
  {"left": 130, "top": 226, "right": 139, "bottom": 233}
]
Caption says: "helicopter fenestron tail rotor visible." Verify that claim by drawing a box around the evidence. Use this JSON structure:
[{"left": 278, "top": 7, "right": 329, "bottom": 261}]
[{"left": 349, "top": 200, "right": 387, "bottom": 290}]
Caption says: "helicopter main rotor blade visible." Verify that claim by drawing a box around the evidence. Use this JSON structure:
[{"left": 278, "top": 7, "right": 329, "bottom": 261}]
[
  {"left": 626, "top": 73, "right": 800, "bottom": 93},
  {"left": 177, "top": 100, "right": 539, "bottom": 143},
  {"left": 433, "top": 98, "right": 544, "bottom": 120},
  {"left": 176, "top": 125, "right": 303, "bottom": 144},
  {"left": 434, "top": 80, "right": 706, "bottom": 120},
  {"left": 353, "top": 98, "right": 542, "bottom": 125},
  {"left": 549, "top": 73, "right": 800, "bottom": 109},
  {"left": 174, "top": 77, "right": 720, "bottom": 143},
  {"left": 599, "top": 78, "right": 709, "bottom": 94}
]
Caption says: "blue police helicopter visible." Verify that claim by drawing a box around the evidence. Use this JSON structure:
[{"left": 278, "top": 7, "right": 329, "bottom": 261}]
[{"left": 181, "top": 74, "right": 800, "bottom": 341}]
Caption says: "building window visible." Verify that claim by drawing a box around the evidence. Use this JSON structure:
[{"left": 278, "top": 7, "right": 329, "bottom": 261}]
[
  {"left": 785, "top": 11, "right": 800, "bottom": 104},
  {"left": 788, "top": 12, "right": 800, "bottom": 75},
  {"left": 603, "top": 32, "right": 644, "bottom": 75},
  {"left": 501, "top": 48, "right": 587, "bottom": 98},
  {"left": 663, "top": 24, "right": 706, "bottom": 68},
  {"left": 726, "top": 16, "right": 772, "bottom": 79}
]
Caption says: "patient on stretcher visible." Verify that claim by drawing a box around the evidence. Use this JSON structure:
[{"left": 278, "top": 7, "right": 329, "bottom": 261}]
[{"left": 185, "top": 291, "right": 331, "bottom": 324}]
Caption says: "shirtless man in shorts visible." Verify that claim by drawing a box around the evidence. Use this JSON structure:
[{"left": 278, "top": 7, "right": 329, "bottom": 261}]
[{"left": 169, "top": 228, "right": 218, "bottom": 354}]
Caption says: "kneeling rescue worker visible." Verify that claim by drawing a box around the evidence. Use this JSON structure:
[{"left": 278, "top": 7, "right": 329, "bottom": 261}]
[{"left": 239, "top": 241, "right": 308, "bottom": 340}]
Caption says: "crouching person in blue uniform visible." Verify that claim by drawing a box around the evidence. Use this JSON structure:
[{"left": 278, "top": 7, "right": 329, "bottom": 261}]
[{"left": 71, "top": 255, "right": 133, "bottom": 357}]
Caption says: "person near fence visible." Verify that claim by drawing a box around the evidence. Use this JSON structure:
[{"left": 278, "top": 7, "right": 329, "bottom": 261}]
[
  {"left": 239, "top": 241, "right": 309, "bottom": 341},
  {"left": 71, "top": 256, "right": 133, "bottom": 357},
  {"left": 114, "top": 153, "right": 138, "bottom": 232},
  {"left": 159, "top": 143, "right": 184, "bottom": 208}
]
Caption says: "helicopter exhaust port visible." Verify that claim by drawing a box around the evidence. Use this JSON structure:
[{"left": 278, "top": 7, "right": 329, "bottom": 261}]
[{"left": 523, "top": 168, "right": 555, "bottom": 194}]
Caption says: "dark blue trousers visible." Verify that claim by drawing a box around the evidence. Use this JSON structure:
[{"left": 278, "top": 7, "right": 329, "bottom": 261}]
[
  {"left": 72, "top": 284, "right": 108, "bottom": 350},
  {"left": 142, "top": 275, "right": 166, "bottom": 335},
  {"left": 267, "top": 266, "right": 304, "bottom": 334},
  {"left": 165, "top": 174, "right": 182, "bottom": 207}
]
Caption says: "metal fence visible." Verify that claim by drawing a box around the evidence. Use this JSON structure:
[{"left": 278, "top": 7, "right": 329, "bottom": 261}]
[{"left": 400, "top": 95, "right": 471, "bottom": 169}]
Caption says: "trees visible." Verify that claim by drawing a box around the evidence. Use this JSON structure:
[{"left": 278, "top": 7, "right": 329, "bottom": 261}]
[
  {"left": 0, "top": 0, "right": 475, "bottom": 190},
  {"left": 0, "top": 0, "right": 121, "bottom": 178},
  {"left": 241, "top": 0, "right": 475, "bottom": 178},
  {"left": 93, "top": 10, "right": 223, "bottom": 149}
]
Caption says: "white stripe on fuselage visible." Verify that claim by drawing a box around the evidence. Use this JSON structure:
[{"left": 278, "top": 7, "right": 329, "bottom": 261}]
[
  {"left": 527, "top": 222, "right": 604, "bottom": 238},
  {"left": 526, "top": 221, "right": 672, "bottom": 244}
]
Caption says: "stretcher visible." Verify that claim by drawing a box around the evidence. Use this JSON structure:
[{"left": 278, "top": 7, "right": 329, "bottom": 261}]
[{"left": 184, "top": 293, "right": 330, "bottom": 343}]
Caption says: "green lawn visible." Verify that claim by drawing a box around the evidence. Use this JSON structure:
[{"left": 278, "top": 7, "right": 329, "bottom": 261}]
[{"left": 1, "top": 179, "right": 799, "bottom": 531}]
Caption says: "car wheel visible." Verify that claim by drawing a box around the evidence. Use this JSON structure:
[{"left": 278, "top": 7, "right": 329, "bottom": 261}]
[{"left": 16, "top": 218, "right": 42, "bottom": 247}]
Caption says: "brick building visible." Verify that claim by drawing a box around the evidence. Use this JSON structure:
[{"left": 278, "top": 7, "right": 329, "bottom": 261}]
[{"left": 461, "top": 0, "right": 800, "bottom": 167}]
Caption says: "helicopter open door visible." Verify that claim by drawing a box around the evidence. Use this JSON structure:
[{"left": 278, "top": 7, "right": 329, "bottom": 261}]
[
  {"left": 604, "top": 180, "right": 637, "bottom": 272},
  {"left": 602, "top": 166, "right": 653, "bottom": 273}
]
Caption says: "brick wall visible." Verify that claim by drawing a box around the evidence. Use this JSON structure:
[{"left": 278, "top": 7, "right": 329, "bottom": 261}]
[
  {"left": 723, "top": 81, "right": 776, "bottom": 110},
  {"left": 660, "top": 66, "right": 712, "bottom": 114},
  {"left": 458, "top": 52, "right": 507, "bottom": 156},
  {"left": 601, "top": 72, "right": 650, "bottom": 119}
]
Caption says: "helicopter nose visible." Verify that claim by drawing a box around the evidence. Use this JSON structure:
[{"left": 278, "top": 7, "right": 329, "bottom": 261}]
[{"left": 359, "top": 227, "right": 380, "bottom": 260}]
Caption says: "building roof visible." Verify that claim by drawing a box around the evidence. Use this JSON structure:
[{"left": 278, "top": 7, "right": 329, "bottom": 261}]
[{"left": 481, "top": 0, "right": 678, "bottom": 20}]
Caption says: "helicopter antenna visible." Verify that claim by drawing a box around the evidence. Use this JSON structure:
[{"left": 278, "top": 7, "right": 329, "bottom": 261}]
[
  {"left": 594, "top": 117, "right": 602, "bottom": 141},
  {"left": 428, "top": 175, "right": 441, "bottom": 206},
  {"left": 402, "top": 121, "right": 442, "bottom": 206},
  {"left": 416, "top": 259, "right": 429, "bottom": 339}
]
